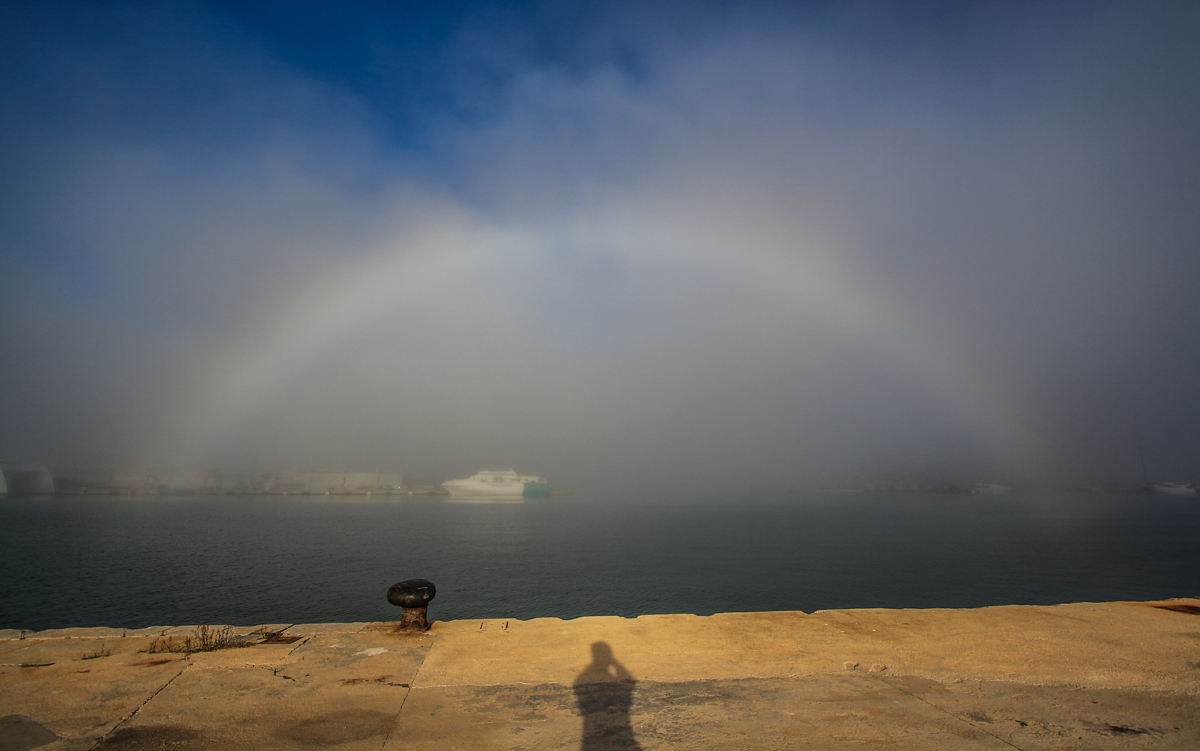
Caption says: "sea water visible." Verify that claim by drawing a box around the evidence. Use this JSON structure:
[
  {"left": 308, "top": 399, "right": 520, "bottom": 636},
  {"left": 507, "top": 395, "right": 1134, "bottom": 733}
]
[{"left": 2, "top": 492, "right": 1197, "bottom": 630}]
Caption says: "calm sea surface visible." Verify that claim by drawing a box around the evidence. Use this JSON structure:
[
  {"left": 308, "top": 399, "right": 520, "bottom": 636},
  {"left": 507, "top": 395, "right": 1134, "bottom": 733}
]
[{"left": 2, "top": 492, "right": 1197, "bottom": 630}]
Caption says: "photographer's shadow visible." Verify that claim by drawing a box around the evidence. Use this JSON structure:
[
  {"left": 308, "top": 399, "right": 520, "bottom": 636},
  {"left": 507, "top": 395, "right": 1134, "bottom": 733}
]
[{"left": 573, "top": 641, "right": 643, "bottom": 750}]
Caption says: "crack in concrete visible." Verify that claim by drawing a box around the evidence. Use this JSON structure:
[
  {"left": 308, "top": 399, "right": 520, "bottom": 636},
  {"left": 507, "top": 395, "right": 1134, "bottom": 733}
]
[
  {"left": 878, "top": 676, "right": 1026, "bottom": 751},
  {"left": 88, "top": 661, "right": 189, "bottom": 749},
  {"left": 378, "top": 633, "right": 436, "bottom": 751},
  {"left": 0, "top": 640, "right": 44, "bottom": 658}
]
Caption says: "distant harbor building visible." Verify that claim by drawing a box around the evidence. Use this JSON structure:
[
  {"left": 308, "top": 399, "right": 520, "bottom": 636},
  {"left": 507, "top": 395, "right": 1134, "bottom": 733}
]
[
  {"left": 50, "top": 468, "right": 406, "bottom": 496},
  {"left": 264, "top": 470, "right": 406, "bottom": 494},
  {"left": 0, "top": 464, "right": 56, "bottom": 495}
]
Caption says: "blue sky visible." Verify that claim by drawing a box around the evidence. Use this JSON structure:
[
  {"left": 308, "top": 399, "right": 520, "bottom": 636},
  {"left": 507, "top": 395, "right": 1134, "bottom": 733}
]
[{"left": 1, "top": 1, "right": 1197, "bottom": 491}]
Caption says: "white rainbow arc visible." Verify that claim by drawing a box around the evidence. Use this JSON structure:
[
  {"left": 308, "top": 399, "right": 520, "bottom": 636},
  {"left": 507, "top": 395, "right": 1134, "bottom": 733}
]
[
  {"left": 594, "top": 214, "right": 1040, "bottom": 474},
  {"left": 174, "top": 212, "right": 1040, "bottom": 477},
  {"left": 176, "top": 219, "right": 530, "bottom": 464}
]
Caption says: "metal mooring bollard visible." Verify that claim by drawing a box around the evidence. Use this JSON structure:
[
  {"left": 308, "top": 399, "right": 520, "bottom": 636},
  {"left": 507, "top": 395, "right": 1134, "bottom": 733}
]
[{"left": 387, "top": 579, "right": 436, "bottom": 632}]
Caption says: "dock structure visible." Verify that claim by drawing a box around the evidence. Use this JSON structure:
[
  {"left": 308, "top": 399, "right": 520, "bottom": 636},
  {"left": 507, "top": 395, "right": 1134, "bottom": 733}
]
[
  {"left": 48, "top": 468, "right": 411, "bottom": 496},
  {"left": 1, "top": 599, "right": 1197, "bottom": 749}
]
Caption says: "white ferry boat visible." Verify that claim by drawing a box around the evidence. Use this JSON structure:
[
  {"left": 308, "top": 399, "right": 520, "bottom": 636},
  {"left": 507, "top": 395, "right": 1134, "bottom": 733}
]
[
  {"left": 441, "top": 470, "right": 551, "bottom": 498},
  {"left": 971, "top": 483, "right": 1014, "bottom": 494},
  {"left": 1149, "top": 481, "right": 1196, "bottom": 495}
]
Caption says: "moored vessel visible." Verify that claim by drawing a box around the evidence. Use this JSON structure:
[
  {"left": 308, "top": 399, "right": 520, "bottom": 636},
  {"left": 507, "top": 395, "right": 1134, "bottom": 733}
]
[
  {"left": 441, "top": 470, "right": 551, "bottom": 498},
  {"left": 1148, "top": 481, "right": 1197, "bottom": 495}
]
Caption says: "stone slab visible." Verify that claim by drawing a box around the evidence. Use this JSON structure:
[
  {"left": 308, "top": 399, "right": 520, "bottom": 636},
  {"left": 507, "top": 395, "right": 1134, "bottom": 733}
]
[
  {"left": 0, "top": 636, "right": 185, "bottom": 745},
  {"left": 893, "top": 676, "right": 1200, "bottom": 750},
  {"left": 390, "top": 674, "right": 1200, "bottom": 749},
  {"left": 88, "top": 631, "right": 435, "bottom": 751},
  {"left": 416, "top": 601, "right": 1200, "bottom": 691}
]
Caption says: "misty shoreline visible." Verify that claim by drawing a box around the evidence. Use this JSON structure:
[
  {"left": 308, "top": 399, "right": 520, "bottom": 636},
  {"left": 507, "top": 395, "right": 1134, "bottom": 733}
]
[{"left": 3, "top": 464, "right": 1191, "bottom": 498}]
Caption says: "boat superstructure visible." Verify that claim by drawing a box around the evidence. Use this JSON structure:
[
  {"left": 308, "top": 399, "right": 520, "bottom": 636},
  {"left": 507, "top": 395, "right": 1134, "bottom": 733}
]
[
  {"left": 1148, "top": 481, "right": 1197, "bottom": 495},
  {"left": 441, "top": 470, "right": 551, "bottom": 498}
]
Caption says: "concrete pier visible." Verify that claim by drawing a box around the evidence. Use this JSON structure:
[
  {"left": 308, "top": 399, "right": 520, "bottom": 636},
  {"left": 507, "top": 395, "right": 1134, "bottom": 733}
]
[{"left": 1, "top": 599, "right": 1197, "bottom": 749}]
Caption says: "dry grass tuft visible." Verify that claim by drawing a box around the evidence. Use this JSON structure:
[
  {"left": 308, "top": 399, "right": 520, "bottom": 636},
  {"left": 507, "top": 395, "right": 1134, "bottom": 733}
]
[
  {"left": 81, "top": 645, "right": 112, "bottom": 660},
  {"left": 145, "top": 624, "right": 247, "bottom": 655}
]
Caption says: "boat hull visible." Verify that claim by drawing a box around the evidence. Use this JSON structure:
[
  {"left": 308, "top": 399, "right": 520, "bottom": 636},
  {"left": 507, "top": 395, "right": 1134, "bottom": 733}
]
[{"left": 441, "top": 480, "right": 525, "bottom": 498}]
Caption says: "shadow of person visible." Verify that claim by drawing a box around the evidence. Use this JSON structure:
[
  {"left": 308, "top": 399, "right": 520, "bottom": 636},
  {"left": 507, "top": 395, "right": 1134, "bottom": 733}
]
[{"left": 573, "top": 641, "right": 643, "bottom": 750}]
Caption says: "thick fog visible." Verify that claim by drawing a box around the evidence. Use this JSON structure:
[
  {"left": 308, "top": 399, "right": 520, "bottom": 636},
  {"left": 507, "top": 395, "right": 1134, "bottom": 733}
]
[{"left": 1, "top": 1, "right": 1197, "bottom": 493}]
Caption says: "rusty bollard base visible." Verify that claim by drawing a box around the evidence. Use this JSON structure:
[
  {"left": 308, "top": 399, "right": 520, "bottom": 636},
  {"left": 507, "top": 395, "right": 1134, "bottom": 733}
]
[
  {"left": 388, "top": 578, "right": 436, "bottom": 633},
  {"left": 397, "top": 607, "right": 430, "bottom": 632}
]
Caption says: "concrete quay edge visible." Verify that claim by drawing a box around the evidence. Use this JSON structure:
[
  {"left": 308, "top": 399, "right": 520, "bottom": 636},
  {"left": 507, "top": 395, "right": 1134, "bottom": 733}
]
[
  {"left": 1, "top": 598, "right": 1198, "bottom": 750},
  {"left": 3, "top": 598, "right": 1198, "bottom": 690}
]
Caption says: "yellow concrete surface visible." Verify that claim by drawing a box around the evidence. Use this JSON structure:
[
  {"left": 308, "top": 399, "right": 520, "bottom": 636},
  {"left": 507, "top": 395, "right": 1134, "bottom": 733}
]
[
  {"left": 418, "top": 601, "right": 1199, "bottom": 691},
  {"left": 0, "top": 600, "right": 1196, "bottom": 750}
]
